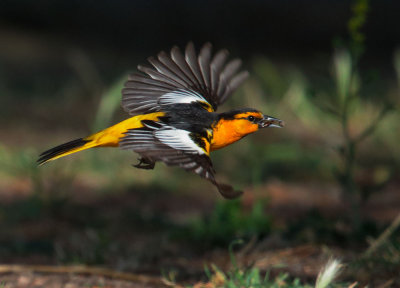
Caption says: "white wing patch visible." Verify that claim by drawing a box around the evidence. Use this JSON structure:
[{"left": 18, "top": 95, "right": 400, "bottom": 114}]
[
  {"left": 158, "top": 89, "right": 209, "bottom": 106},
  {"left": 155, "top": 127, "right": 206, "bottom": 155}
]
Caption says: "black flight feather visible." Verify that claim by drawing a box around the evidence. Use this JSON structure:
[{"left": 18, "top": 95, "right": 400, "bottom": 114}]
[
  {"left": 37, "top": 138, "right": 89, "bottom": 165},
  {"left": 121, "top": 42, "right": 248, "bottom": 115}
]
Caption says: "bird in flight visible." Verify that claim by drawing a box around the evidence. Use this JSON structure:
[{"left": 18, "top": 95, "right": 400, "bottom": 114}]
[{"left": 38, "top": 42, "right": 284, "bottom": 199}]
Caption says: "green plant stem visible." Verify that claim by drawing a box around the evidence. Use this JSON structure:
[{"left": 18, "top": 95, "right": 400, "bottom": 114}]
[
  {"left": 228, "top": 239, "right": 244, "bottom": 271},
  {"left": 340, "top": 105, "right": 391, "bottom": 229},
  {"left": 342, "top": 140, "right": 361, "bottom": 229},
  {"left": 338, "top": 67, "right": 362, "bottom": 228}
]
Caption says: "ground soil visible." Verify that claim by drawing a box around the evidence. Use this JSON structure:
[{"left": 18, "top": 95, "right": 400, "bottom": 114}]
[{"left": 1, "top": 174, "right": 400, "bottom": 287}]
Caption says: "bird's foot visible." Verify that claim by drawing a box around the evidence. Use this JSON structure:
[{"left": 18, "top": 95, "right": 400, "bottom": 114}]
[{"left": 132, "top": 158, "right": 155, "bottom": 170}]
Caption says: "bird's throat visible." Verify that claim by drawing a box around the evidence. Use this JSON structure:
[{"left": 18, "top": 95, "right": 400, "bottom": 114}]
[{"left": 210, "top": 119, "right": 249, "bottom": 151}]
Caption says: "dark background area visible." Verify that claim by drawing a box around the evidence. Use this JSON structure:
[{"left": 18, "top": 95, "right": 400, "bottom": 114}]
[
  {"left": 1, "top": 0, "right": 399, "bottom": 70},
  {"left": 1, "top": 0, "right": 399, "bottom": 53}
]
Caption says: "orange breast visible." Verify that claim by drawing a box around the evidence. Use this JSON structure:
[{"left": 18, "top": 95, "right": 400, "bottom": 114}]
[{"left": 210, "top": 119, "right": 252, "bottom": 151}]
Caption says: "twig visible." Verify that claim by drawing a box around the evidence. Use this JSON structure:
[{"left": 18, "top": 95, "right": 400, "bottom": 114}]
[
  {"left": 364, "top": 212, "right": 400, "bottom": 257},
  {"left": 0, "top": 264, "right": 162, "bottom": 285},
  {"left": 354, "top": 104, "right": 391, "bottom": 145}
]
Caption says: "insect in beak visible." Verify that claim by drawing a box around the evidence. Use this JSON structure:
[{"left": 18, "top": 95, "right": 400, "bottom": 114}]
[{"left": 258, "top": 116, "right": 285, "bottom": 128}]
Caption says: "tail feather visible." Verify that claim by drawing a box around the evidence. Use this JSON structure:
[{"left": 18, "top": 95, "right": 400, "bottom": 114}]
[
  {"left": 37, "top": 113, "right": 162, "bottom": 165},
  {"left": 37, "top": 138, "right": 90, "bottom": 165}
]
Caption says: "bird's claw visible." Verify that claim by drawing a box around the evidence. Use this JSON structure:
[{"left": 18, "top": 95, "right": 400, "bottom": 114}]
[{"left": 133, "top": 158, "right": 155, "bottom": 170}]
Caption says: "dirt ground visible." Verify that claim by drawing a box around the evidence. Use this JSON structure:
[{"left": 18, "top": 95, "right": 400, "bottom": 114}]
[{"left": 1, "top": 175, "right": 400, "bottom": 287}]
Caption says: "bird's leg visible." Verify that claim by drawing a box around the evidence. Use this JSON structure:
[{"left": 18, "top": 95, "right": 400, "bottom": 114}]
[{"left": 132, "top": 157, "right": 155, "bottom": 170}]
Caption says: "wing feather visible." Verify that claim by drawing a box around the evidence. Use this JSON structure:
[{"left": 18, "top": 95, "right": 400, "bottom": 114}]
[
  {"left": 137, "top": 65, "right": 186, "bottom": 88},
  {"left": 122, "top": 42, "right": 248, "bottom": 115},
  {"left": 217, "top": 59, "right": 243, "bottom": 97},
  {"left": 210, "top": 49, "right": 229, "bottom": 92},
  {"left": 157, "top": 51, "right": 194, "bottom": 87},
  {"left": 185, "top": 42, "right": 206, "bottom": 89},
  {"left": 120, "top": 123, "right": 214, "bottom": 180},
  {"left": 220, "top": 71, "right": 250, "bottom": 103},
  {"left": 198, "top": 43, "right": 212, "bottom": 94},
  {"left": 124, "top": 82, "right": 172, "bottom": 93},
  {"left": 147, "top": 56, "right": 190, "bottom": 88},
  {"left": 127, "top": 73, "right": 176, "bottom": 90},
  {"left": 120, "top": 121, "right": 242, "bottom": 198},
  {"left": 170, "top": 46, "right": 199, "bottom": 87}
]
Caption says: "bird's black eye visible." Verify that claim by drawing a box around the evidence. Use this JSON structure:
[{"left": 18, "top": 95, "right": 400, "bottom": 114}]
[{"left": 247, "top": 116, "right": 255, "bottom": 122}]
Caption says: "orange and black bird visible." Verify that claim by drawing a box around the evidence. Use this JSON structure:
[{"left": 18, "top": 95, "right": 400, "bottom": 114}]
[{"left": 38, "top": 43, "right": 284, "bottom": 198}]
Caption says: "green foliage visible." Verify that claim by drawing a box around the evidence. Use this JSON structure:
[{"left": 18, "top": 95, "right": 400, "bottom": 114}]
[
  {"left": 330, "top": 47, "right": 393, "bottom": 209},
  {"left": 163, "top": 243, "right": 313, "bottom": 287},
  {"left": 284, "top": 0, "right": 397, "bottom": 232},
  {"left": 395, "top": 49, "right": 400, "bottom": 92},
  {"left": 351, "top": 232, "right": 400, "bottom": 286},
  {"left": 165, "top": 243, "right": 346, "bottom": 288},
  {"left": 233, "top": 142, "right": 330, "bottom": 184},
  {"left": 211, "top": 240, "right": 304, "bottom": 288},
  {"left": 0, "top": 143, "right": 80, "bottom": 201},
  {"left": 174, "top": 200, "right": 270, "bottom": 247},
  {"left": 54, "top": 228, "right": 111, "bottom": 265},
  {"left": 204, "top": 264, "right": 308, "bottom": 288},
  {"left": 363, "top": 235, "right": 400, "bottom": 267},
  {"left": 286, "top": 210, "right": 379, "bottom": 245},
  {"left": 92, "top": 74, "right": 128, "bottom": 132},
  {"left": 348, "top": 0, "right": 369, "bottom": 59}
]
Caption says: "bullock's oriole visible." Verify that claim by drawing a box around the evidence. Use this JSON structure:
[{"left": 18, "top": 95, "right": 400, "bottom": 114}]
[{"left": 38, "top": 43, "right": 284, "bottom": 198}]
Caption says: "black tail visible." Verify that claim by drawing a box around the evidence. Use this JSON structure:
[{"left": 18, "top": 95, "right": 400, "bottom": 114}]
[{"left": 37, "top": 138, "right": 89, "bottom": 165}]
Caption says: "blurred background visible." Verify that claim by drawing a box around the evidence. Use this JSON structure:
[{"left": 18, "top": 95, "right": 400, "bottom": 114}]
[{"left": 0, "top": 0, "right": 400, "bottom": 286}]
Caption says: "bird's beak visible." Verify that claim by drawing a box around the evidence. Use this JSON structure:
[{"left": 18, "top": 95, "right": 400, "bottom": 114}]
[{"left": 258, "top": 116, "right": 285, "bottom": 128}]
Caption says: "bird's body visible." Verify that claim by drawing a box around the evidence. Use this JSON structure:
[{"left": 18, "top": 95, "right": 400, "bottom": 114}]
[{"left": 38, "top": 43, "right": 284, "bottom": 198}]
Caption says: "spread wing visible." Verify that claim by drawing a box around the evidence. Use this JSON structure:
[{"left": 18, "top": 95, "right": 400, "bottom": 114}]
[
  {"left": 119, "top": 121, "right": 242, "bottom": 199},
  {"left": 121, "top": 42, "right": 249, "bottom": 115}
]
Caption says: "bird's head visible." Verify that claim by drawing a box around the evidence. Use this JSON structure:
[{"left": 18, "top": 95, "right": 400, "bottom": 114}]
[
  {"left": 211, "top": 108, "right": 284, "bottom": 150},
  {"left": 218, "top": 108, "right": 284, "bottom": 135}
]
